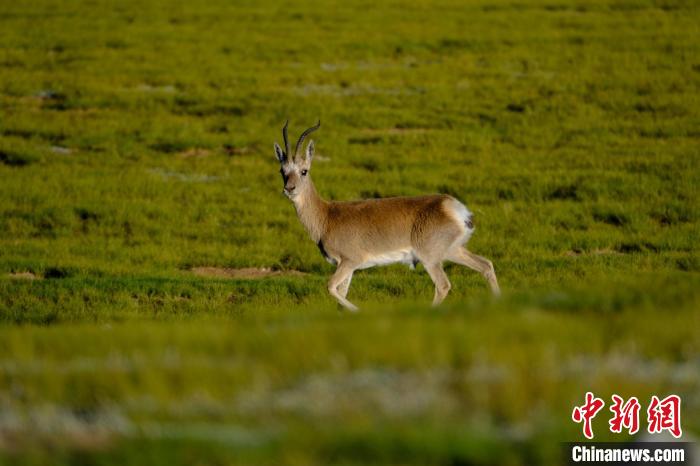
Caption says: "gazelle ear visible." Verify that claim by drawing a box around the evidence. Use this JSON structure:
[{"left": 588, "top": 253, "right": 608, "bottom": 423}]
[
  {"left": 274, "top": 142, "right": 285, "bottom": 163},
  {"left": 305, "top": 140, "right": 314, "bottom": 162}
]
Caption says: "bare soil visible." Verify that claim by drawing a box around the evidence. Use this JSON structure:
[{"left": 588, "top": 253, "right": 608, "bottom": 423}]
[
  {"left": 564, "top": 248, "right": 621, "bottom": 257},
  {"left": 190, "top": 267, "right": 306, "bottom": 279},
  {"left": 7, "top": 272, "right": 40, "bottom": 280},
  {"left": 177, "top": 148, "right": 212, "bottom": 159}
]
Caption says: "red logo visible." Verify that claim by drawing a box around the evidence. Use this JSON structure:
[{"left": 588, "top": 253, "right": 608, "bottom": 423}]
[
  {"left": 647, "top": 395, "right": 682, "bottom": 438},
  {"left": 572, "top": 392, "right": 605, "bottom": 439},
  {"left": 609, "top": 395, "right": 640, "bottom": 435},
  {"left": 572, "top": 393, "right": 682, "bottom": 439}
]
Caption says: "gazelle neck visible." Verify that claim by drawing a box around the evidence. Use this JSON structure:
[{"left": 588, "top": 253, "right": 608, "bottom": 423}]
[{"left": 292, "top": 178, "right": 328, "bottom": 243}]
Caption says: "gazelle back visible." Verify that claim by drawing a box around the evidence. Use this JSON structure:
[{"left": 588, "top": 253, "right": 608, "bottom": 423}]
[{"left": 274, "top": 121, "right": 500, "bottom": 311}]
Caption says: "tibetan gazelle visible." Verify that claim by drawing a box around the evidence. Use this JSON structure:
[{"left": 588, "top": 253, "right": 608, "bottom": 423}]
[{"left": 274, "top": 121, "right": 500, "bottom": 311}]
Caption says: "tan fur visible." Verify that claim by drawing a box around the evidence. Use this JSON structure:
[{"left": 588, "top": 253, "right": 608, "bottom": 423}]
[{"left": 275, "top": 124, "right": 500, "bottom": 311}]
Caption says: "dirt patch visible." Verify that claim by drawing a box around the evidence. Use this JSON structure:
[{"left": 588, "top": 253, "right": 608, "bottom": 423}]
[
  {"left": 564, "top": 248, "right": 621, "bottom": 257},
  {"left": 295, "top": 84, "right": 421, "bottom": 97},
  {"left": 148, "top": 168, "right": 222, "bottom": 183},
  {"left": 178, "top": 148, "right": 212, "bottom": 159},
  {"left": 7, "top": 272, "right": 40, "bottom": 280},
  {"left": 223, "top": 144, "right": 255, "bottom": 156},
  {"left": 50, "top": 145, "right": 72, "bottom": 155},
  {"left": 360, "top": 127, "right": 434, "bottom": 135},
  {"left": 191, "top": 267, "right": 306, "bottom": 279}
]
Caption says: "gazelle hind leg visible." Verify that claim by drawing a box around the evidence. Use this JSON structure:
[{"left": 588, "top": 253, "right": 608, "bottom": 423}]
[
  {"left": 447, "top": 247, "right": 501, "bottom": 296},
  {"left": 424, "top": 262, "right": 451, "bottom": 306},
  {"left": 328, "top": 261, "right": 359, "bottom": 311},
  {"left": 413, "top": 222, "right": 463, "bottom": 306},
  {"left": 337, "top": 272, "right": 353, "bottom": 299}
]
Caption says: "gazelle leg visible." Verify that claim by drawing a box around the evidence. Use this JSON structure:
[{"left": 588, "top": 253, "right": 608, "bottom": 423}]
[
  {"left": 447, "top": 247, "right": 501, "bottom": 296},
  {"left": 328, "top": 262, "right": 359, "bottom": 311},
  {"left": 424, "top": 262, "right": 451, "bottom": 306},
  {"left": 337, "top": 272, "right": 353, "bottom": 299}
]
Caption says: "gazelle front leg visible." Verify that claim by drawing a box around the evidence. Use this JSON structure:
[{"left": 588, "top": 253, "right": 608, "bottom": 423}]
[
  {"left": 448, "top": 247, "right": 501, "bottom": 296},
  {"left": 328, "top": 261, "right": 359, "bottom": 311}
]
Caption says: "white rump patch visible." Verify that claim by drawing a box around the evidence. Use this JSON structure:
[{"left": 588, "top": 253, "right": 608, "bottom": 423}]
[{"left": 445, "top": 198, "right": 475, "bottom": 244}]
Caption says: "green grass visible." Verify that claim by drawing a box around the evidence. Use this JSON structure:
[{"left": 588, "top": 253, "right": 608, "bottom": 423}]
[{"left": 1, "top": 0, "right": 699, "bottom": 464}]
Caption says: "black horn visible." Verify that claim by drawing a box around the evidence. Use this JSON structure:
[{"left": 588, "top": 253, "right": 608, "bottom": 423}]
[
  {"left": 282, "top": 120, "right": 290, "bottom": 158},
  {"left": 295, "top": 120, "right": 320, "bottom": 156}
]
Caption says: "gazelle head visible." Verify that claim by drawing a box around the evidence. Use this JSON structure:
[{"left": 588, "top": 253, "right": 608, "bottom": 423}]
[{"left": 274, "top": 120, "right": 320, "bottom": 200}]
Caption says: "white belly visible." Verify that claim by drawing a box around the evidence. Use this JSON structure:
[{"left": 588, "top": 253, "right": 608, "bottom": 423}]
[{"left": 358, "top": 249, "right": 416, "bottom": 270}]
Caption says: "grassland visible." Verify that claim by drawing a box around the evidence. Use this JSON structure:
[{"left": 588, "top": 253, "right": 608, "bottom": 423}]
[{"left": 1, "top": 0, "right": 699, "bottom": 464}]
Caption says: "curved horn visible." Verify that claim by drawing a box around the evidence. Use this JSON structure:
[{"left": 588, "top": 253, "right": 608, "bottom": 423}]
[
  {"left": 295, "top": 120, "right": 320, "bottom": 157},
  {"left": 282, "top": 120, "right": 290, "bottom": 158}
]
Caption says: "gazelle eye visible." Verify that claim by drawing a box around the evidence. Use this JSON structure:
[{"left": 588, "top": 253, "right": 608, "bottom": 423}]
[{"left": 301, "top": 169, "right": 308, "bottom": 176}]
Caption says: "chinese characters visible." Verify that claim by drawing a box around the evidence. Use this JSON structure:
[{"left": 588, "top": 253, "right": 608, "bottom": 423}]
[{"left": 572, "top": 393, "right": 681, "bottom": 439}]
